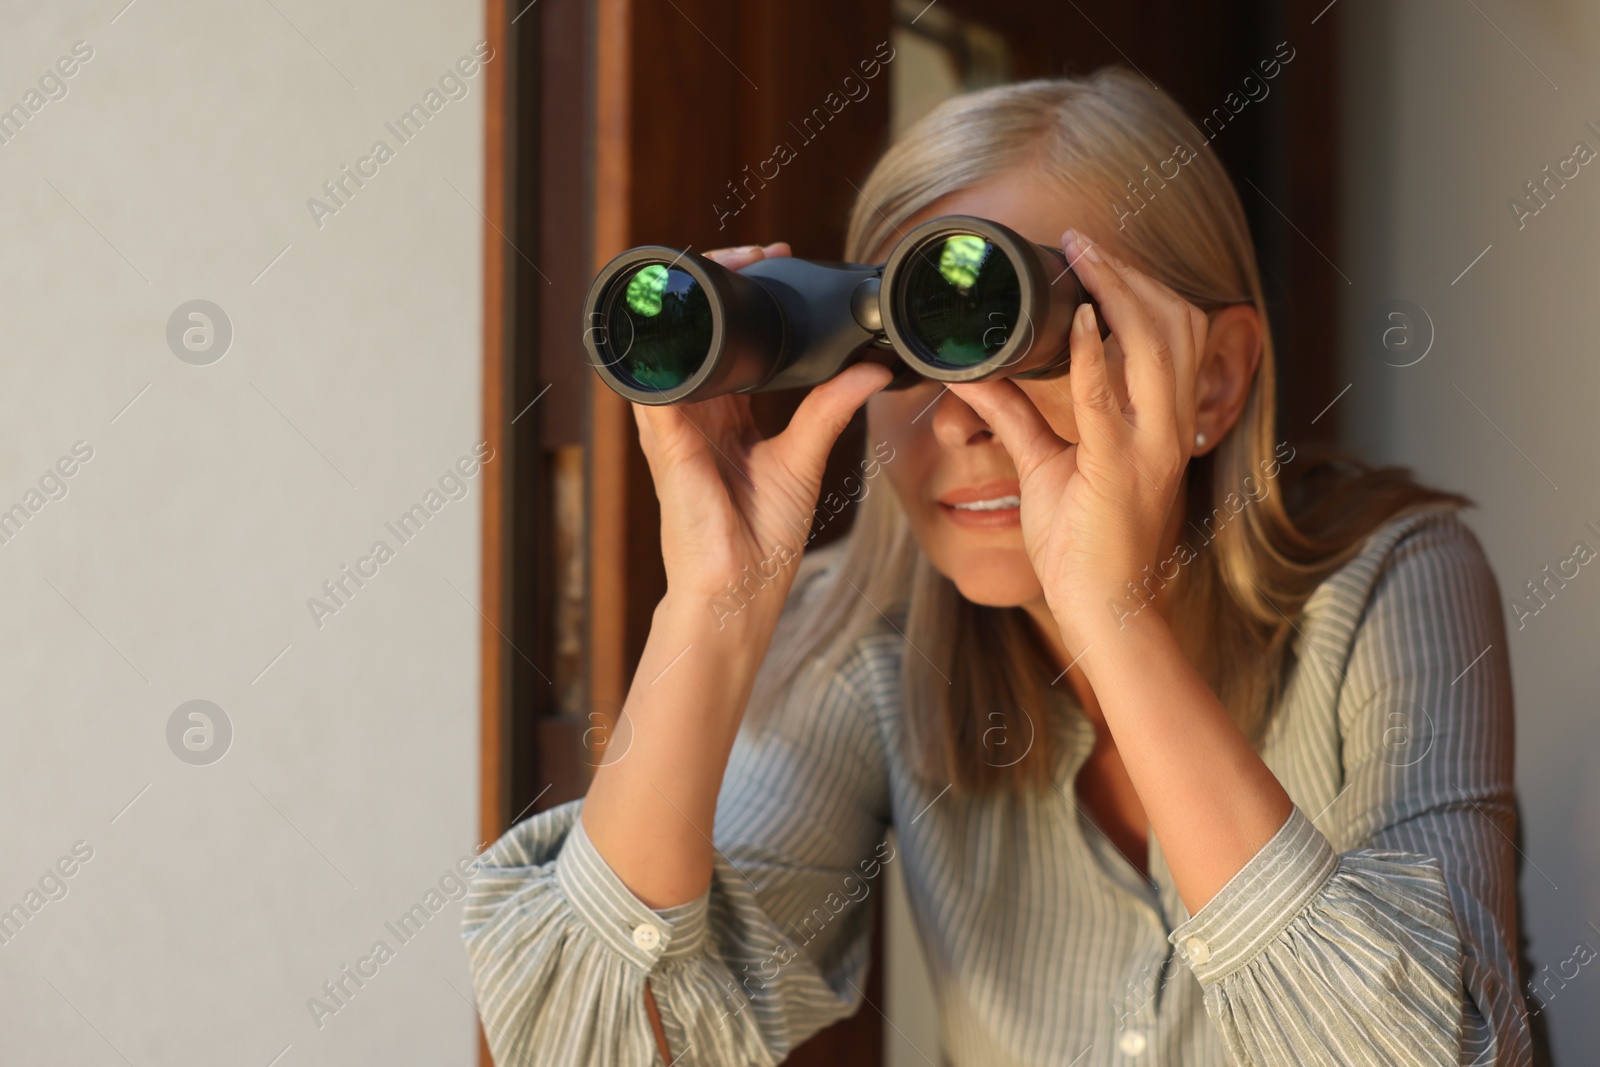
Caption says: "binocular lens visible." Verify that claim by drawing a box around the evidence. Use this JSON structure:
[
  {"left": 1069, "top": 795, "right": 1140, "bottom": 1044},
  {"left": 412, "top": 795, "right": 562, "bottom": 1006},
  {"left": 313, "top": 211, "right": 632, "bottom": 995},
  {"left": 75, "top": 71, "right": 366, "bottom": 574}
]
[
  {"left": 898, "top": 235, "right": 1022, "bottom": 369},
  {"left": 603, "top": 262, "right": 713, "bottom": 391}
]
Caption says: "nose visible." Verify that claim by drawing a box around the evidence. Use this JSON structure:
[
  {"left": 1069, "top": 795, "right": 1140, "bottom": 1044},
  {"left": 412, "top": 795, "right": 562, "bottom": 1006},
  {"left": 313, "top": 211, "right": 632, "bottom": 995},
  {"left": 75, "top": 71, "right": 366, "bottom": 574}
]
[{"left": 930, "top": 387, "right": 997, "bottom": 449}]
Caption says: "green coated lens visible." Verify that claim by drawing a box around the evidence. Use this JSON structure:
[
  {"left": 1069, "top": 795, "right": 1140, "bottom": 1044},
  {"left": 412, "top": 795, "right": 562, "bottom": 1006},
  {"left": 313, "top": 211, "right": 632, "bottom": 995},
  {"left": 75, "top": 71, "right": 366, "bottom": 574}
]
[
  {"left": 900, "top": 235, "right": 1021, "bottom": 367},
  {"left": 604, "top": 263, "right": 713, "bottom": 391}
]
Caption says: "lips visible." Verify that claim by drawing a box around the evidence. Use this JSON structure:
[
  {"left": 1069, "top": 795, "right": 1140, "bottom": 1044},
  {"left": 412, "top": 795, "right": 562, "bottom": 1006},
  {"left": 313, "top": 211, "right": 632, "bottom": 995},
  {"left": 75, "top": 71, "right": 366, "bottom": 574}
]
[
  {"left": 937, "top": 479, "right": 1021, "bottom": 507},
  {"left": 936, "top": 479, "right": 1022, "bottom": 529}
]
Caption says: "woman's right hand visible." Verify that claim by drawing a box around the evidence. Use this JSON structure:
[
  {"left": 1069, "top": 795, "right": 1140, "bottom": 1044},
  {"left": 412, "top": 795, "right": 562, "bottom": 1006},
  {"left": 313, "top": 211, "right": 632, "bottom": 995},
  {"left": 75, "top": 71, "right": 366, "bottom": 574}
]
[
  {"left": 633, "top": 241, "right": 893, "bottom": 617},
  {"left": 584, "top": 241, "right": 886, "bottom": 940}
]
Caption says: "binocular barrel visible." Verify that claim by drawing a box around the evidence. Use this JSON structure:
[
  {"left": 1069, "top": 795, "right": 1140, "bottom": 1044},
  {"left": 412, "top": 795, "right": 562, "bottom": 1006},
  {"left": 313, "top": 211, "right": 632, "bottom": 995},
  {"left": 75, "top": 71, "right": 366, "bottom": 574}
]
[{"left": 580, "top": 215, "right": 1109, "bottom": 405}]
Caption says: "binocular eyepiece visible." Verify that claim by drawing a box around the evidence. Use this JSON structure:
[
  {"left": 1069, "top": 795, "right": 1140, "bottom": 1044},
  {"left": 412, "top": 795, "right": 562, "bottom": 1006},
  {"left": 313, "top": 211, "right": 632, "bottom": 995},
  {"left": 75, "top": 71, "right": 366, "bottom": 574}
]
[{"left": 581, "top": 215, "right": 1110, "bottom": 405}]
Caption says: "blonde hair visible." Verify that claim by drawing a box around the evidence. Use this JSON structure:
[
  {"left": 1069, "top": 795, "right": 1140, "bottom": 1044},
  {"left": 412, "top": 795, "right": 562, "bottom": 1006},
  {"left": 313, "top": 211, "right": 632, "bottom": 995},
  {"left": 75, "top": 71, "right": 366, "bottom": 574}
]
[{"left": 747, "top": 68, "right": 1470, "bottom": 797}]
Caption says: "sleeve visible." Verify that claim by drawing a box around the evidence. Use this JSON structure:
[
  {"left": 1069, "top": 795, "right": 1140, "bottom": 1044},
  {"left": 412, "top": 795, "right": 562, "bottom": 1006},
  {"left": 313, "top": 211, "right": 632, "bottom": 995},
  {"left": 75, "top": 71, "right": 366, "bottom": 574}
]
[
  {"left": 1165, "top": 509, "right": 1534, "bottom": 1066},
  {"left": 461, "top": 643, "right": 894, "bottom": 1067}
]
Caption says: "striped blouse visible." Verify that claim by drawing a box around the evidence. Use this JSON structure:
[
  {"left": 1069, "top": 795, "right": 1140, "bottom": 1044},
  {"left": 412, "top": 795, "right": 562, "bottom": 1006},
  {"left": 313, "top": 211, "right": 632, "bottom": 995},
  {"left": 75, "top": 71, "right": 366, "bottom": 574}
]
[{"left": 462, "top": 501, "right": 1534, "bottom": 1065}]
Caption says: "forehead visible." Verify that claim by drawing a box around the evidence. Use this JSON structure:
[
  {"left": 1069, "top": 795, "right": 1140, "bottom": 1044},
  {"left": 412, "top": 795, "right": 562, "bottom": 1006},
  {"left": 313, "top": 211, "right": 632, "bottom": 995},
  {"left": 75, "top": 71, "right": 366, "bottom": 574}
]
[{"left": 867, "top": 168, "right": 1086, "bottom": 262}]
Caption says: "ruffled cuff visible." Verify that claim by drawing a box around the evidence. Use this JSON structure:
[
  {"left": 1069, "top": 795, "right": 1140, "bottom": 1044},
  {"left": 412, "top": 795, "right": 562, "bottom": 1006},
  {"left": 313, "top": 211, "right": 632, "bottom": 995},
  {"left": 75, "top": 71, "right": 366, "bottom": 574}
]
[
  {"left": 1165, "top": 804, "right": 1468, "bottom": 1064},
  {"left": 1167, "top": 802, "right": 1339, "bottom": 983},
  {"left": 553, "top": 800, "right": 713, "bottom": 971},
  {"left": 466, "top": 781, "right": 889, "bottom": 1066}
]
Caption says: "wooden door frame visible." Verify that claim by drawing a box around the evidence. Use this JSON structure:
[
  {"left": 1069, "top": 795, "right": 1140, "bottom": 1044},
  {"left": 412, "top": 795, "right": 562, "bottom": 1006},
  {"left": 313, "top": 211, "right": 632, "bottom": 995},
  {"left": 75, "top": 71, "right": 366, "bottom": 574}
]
[
  {"left": 479, "top": 0, "right": 508, "bottom": 864},
  {"left": 477, "top": 1, "right": 509, "bottom": 1064}
]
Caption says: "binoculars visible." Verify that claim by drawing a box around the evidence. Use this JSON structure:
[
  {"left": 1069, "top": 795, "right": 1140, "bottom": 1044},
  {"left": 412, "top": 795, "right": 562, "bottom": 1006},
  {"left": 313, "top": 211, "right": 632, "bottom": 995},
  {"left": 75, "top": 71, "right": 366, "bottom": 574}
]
[{"left": 580, "top": 215, "right": 1111, "bottom": 405}]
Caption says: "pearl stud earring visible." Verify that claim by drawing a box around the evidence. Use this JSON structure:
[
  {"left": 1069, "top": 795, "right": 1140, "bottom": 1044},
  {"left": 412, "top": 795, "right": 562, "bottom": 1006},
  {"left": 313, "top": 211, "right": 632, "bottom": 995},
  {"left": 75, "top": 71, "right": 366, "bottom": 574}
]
[{"left": 1195, "top": 432, "right": 1207, "bottom": 448}]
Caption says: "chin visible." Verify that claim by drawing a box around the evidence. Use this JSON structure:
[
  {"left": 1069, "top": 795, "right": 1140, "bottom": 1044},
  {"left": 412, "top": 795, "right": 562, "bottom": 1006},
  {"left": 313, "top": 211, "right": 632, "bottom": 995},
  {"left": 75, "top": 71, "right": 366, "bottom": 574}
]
[{"left": 941, "top": 548, "right": 1042, "bottom": 608}]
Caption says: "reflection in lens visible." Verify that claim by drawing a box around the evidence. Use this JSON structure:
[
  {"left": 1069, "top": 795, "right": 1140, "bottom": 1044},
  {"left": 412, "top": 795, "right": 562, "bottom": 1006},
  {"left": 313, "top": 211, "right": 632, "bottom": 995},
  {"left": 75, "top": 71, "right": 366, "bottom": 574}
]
[
  {"left": 900, "top": 235, "right": 1021, "bottom": 367},
  {"left": 937, "top": 234, "right": 986, "bottom": 290},
  {"left": 604, "top": 263, "right": 713, "bottom": 390}
]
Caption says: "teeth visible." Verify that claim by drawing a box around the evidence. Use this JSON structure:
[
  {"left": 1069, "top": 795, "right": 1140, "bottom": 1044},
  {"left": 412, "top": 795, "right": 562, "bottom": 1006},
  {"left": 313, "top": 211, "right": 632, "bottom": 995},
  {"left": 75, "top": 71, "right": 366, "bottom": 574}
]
[{"left": 951, "top": 495, "right": 1021, "bottom": 511}]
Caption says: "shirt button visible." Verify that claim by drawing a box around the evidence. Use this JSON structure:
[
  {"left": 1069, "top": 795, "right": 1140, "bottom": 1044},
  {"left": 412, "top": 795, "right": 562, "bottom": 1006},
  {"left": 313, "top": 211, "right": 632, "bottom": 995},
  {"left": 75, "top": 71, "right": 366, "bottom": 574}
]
[
  {"left": 1184, "top": 935, "right": 1212, "bottom": 964},
  {"left": 632, "top": 923, "right": 663, "bottom": 951},
  {"left": 1117, "top": 1030, "right": 1148, "bottom": 1056}
]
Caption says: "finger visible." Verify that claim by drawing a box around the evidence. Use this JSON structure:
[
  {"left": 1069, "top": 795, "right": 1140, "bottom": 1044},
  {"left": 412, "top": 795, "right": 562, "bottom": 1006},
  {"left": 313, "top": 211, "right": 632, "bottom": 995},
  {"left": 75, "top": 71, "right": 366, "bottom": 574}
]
[
  {"left": 636, "top": 391, "right": 736, "bottom": 470},
  {"left": 633, "top": 401, "right": 694, "bottom": 489},
  {"left": 760, "top": 241, "right": 792, "bottom": 258},
  {"left": 632, "top": 400, "right": 656, "bottom": 458},
  {"left": 633, "top": 400, "right": 692, "bottom": 484},
  {"left": 769, "top": 362, "right": 894, "bottom": 481},
  {"left": 1061, "top": 230, "right": 1170, "bottom": 415},
  {"left": 705, "top": 244, "right": 769, "bottom": 270},
  {"left": 1099, "top": 258, "right": 1194, "bottom": 440},
  {"left": 1064, "top": 300, "right": 1124, "bottom": 441},
  {"left": 944, "top": 378, "right": 1070, "bottom": 484}
]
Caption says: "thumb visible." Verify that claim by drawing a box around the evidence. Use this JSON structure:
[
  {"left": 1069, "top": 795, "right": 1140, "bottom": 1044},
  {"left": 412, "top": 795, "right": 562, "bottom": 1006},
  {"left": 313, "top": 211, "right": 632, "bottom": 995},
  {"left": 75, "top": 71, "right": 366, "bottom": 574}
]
[
  {"left": 770, "top": 362, "right": 893, "bottom": 481},
  {"left": 945, "top": 379, "right": 1068, "bottom": 483}
]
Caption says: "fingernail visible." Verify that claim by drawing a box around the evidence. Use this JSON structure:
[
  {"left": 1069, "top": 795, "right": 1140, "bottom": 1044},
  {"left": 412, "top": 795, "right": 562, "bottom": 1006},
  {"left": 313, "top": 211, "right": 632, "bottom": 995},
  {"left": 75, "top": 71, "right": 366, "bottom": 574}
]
[
  {"left": 1066, "top": 229, "right": 1102, "bottom": 266},
  {"left": 738, "top": 244, "right": 760, "bottom": 254},
  {"left": 1073, "top": 302, "right": 1095, "bottom": 335}
]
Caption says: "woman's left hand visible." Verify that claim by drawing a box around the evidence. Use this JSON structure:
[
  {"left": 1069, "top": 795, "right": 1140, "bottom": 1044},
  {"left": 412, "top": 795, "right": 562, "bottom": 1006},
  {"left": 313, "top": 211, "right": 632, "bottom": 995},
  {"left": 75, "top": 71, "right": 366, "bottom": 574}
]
[{"left": 947, "top": 227, "right": 1207, "bottom": 653}]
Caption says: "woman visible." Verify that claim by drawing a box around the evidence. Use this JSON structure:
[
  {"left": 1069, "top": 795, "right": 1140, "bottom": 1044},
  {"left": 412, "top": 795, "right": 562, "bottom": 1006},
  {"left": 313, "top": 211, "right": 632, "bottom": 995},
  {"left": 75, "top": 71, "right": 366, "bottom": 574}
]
[{"left": 463, "top": 69, "right": 1533, "bottom": 1066}]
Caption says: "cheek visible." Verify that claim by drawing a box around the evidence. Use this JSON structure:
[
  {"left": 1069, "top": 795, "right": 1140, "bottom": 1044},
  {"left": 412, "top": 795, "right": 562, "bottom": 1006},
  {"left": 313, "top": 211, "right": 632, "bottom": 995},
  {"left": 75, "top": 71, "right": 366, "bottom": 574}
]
[
  {"left": 869, "top": 397, "right": 935, "bottom": 510},
  {"left": 869, "top": 396, "right": 956, "bottom": 560},
  {"left": 881, "top": 456, "right": 923, "bottom": 523},
  {"left": 868, "top": 397, "right": 1042, "bottom": 608},
  {"left": 868, "top": 387, "right": 942, "bottom": 468}
]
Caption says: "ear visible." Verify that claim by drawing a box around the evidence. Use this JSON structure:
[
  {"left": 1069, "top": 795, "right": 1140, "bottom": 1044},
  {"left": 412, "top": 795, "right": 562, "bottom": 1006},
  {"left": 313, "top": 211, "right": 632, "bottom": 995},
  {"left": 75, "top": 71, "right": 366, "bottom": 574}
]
[{"left": 1193, "top": 304, "right": 1261, "bottom": 453}]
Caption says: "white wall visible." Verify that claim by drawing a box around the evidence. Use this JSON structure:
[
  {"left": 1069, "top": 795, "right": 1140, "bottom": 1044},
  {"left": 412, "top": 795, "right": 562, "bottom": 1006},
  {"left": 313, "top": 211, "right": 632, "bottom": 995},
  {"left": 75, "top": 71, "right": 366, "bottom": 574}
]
[
  {"left": 0, "top": 2, "right": 485, "bottom": 1063},
  {"left": 1340, "top": 0, "right": 1600, "bottom": 1058}
]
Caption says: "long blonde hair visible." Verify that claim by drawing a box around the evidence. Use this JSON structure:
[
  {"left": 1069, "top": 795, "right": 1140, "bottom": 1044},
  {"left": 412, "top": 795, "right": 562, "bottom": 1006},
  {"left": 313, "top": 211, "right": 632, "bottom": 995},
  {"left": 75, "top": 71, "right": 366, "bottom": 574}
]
[{"left": 747, "top": 68, "right": 1471, "bottom": 797}]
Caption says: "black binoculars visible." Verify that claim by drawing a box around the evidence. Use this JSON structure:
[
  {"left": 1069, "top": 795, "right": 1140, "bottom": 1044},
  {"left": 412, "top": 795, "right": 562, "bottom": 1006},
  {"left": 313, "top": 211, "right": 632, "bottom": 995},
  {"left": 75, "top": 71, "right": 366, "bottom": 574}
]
[{"left": 580, "top": 215, "right": 1111, "bottom": 405}]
